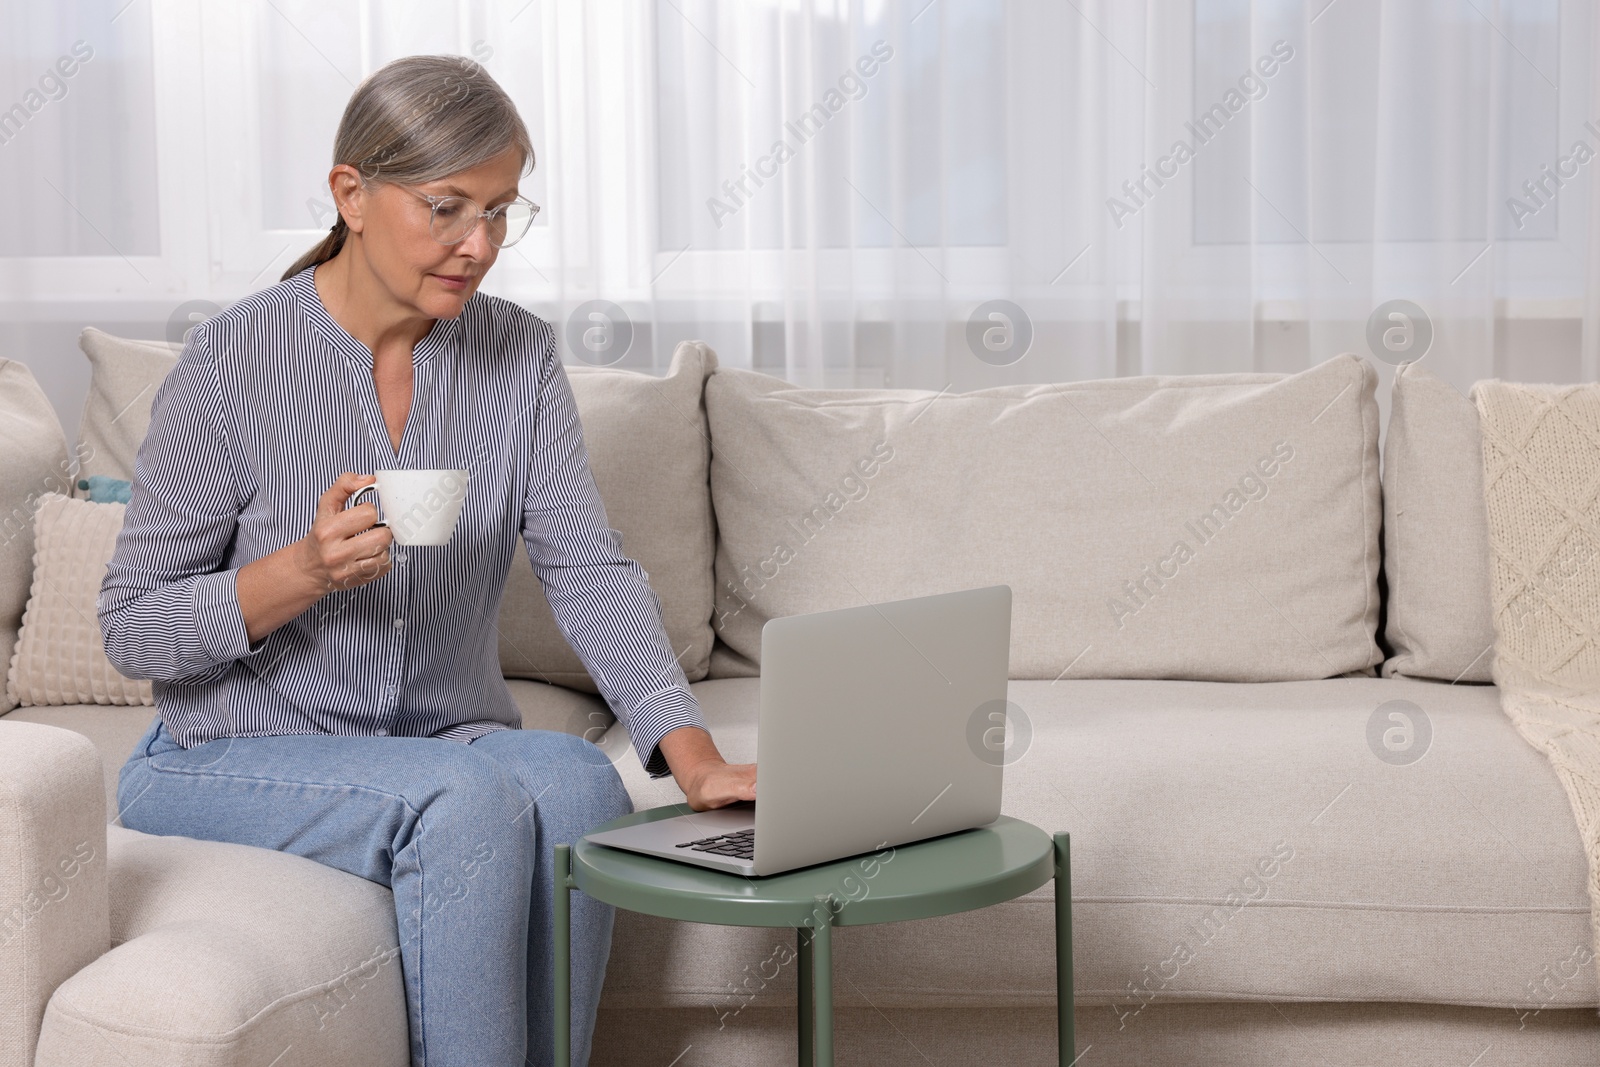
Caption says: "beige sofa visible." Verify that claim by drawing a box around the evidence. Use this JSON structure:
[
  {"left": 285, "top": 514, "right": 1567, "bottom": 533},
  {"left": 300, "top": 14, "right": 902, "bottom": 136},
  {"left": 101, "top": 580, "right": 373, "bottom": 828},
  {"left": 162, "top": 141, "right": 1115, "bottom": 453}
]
[{"left": 2, "top": 332, "right": 1596, "bottom": 1066}]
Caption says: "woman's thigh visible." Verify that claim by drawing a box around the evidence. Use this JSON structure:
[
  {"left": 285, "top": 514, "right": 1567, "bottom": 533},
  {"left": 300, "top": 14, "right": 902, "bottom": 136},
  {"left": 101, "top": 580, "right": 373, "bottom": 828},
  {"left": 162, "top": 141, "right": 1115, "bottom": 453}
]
[{"left": 117, "top": 714, "right": 536, "bottom": 888}]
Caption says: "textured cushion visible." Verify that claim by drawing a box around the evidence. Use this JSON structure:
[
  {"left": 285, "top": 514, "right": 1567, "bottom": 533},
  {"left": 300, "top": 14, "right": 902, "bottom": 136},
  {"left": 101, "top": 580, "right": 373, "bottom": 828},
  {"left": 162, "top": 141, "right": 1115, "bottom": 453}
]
[
  {"left": 7, "top": 494, "right": 151, "bottom": 708},
  {"left": 604, "top": 676, "right": 1592, "bottom": 1011},
  {"left": 704, "top": 353, "right": 1382, "bottom": 681},
  {"left": 32, "top": 825, "right": 408, "bottom": 1067},
  {"left": 497, "top": 340, "right": 718, "bottom": 689},
  {"left": 0, "top": 359, "right": 74, "bottom": 715},
  {"left": 73, "top": 327, "right": 182, "bottom": 488},
  {"left": 1380, "top": 361, "right": 1497, "bottom": 682}
]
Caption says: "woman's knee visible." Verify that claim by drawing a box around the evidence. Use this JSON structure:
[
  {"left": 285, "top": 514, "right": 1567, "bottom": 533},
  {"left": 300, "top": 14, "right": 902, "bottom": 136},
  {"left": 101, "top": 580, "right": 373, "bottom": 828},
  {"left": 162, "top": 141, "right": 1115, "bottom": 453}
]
[
  {"left": 422, "top": 741, "right": 533, "bottom": 814},
  {"left": 556, "top": 732, "right": 635, "bottom": 821},
  {"left": 480, "top": 730, "right": 634, "bottom": 827},
  {"left": 401, "top": 747, "right": 539, "bottom": 881}
]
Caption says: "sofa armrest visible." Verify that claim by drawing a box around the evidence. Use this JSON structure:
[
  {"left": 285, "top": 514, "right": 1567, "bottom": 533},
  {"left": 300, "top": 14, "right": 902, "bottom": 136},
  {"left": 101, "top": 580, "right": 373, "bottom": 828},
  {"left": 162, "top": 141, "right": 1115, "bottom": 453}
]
[{"left": 0, "top": 721, "right": 110, "bottom": 1067}]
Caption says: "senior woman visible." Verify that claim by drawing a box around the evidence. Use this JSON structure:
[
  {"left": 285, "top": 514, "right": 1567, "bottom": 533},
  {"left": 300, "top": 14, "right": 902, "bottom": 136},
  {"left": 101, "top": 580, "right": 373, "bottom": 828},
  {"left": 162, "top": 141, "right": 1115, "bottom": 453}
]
[{"left": 101, "top": 55, "right": 755, "bottom": 1067}]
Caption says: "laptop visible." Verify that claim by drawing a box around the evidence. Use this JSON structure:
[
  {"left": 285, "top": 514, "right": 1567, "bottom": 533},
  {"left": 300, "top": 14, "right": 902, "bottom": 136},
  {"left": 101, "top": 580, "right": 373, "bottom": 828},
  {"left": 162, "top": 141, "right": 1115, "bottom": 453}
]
[{"left": 584, "top": 584, "right": 1012, "bottom": 876}]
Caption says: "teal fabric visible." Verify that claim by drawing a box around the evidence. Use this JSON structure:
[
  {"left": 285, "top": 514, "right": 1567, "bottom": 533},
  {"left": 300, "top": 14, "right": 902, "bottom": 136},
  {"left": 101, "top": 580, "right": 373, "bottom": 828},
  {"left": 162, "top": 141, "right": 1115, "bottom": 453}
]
[{"left": 77, "top": 475, "right": 132, "bottom": 503}]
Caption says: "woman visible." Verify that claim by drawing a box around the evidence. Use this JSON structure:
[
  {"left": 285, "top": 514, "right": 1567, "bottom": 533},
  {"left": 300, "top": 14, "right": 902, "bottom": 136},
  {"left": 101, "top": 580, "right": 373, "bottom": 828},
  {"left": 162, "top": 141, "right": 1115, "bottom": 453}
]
[{"left": 101, "top": 54, "right": 755, "bottom": 1067}]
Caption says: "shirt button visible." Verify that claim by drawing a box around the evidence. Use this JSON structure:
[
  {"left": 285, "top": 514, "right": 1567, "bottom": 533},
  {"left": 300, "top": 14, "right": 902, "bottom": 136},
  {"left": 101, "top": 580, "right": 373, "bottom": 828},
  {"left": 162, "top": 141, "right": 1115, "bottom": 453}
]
[
  {"left": 376, "top": 728, "right": 389, "bottom": 737},
  {"left": 394, "top": 551, "right": 408, "bottom": 563},
  {"left": 393, "top": 618, "right": 404, "bottom": 629}
]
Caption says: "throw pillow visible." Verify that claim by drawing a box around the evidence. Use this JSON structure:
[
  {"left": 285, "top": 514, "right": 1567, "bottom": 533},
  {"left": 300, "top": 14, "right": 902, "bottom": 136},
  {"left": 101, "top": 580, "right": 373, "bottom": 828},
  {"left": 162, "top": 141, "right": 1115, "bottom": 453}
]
[
  {"left": 74, "top": 326, "right": 181, "bottom": 486},
  {"left": 705, "top": 352, "right": 1383, "bottom": 682},
  {"left": 77, "top": 476, "right": 132, "bottom": 504},
  {"left": 496, "top": 340, "right": 718, "bottom": 690},
  {"left": 0, "top": 360, "right": 75, "bottom": 715},
  {"left": 1378, "top": 360, "right": 1497, "bottom": 682},
  {"left": 7, "top": 492, "right": 152, "bottom": 707}
]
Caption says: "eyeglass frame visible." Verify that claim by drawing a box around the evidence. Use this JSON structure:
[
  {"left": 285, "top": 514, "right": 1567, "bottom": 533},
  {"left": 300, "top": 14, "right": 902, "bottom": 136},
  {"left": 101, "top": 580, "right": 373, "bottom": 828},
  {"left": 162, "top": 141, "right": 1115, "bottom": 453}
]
[{"left": 380, "top": 179, "right": 541, "bottom": 249}]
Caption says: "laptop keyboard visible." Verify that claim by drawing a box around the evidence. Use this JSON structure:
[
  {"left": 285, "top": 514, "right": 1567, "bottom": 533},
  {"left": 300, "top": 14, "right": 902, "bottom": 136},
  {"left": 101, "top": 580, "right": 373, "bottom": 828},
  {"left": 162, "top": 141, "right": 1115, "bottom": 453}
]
[{"left": 676, "top": 828, "right": 754, "bottom": 860}]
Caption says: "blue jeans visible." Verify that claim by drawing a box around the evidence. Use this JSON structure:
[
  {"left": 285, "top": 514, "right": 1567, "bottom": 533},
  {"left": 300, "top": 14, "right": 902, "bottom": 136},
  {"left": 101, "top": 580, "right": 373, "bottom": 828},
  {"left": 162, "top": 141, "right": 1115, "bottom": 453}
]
[{"left": 116, "top": 714, "right": 633, "bottom": 1067}]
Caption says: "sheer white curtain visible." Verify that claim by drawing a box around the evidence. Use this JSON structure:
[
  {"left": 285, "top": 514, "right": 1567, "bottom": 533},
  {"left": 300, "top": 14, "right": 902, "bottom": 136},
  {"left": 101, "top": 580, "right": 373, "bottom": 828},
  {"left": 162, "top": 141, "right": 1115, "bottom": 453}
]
[
  {"left": 2, "top": 0, "right": 1595, "bottom": 398},
  {"left": 1126, "top": 0, "right": 1600, "bottom": 391}
]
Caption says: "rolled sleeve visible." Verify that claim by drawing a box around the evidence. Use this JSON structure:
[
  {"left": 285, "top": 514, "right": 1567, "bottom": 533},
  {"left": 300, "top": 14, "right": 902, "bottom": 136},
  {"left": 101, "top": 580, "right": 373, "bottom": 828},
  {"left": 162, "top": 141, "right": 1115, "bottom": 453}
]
[
  {"left": 521, "top": 325, "right": 709, "bottom": 779},
  {"left": 99, "top": 330, "right": 260, "bottom": 683}
]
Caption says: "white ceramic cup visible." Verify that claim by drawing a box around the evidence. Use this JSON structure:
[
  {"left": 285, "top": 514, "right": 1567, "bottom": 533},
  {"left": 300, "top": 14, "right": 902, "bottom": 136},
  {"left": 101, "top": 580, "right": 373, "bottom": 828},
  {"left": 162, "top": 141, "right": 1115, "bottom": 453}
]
[{"left": 347, "top": 469, "right": 469, "bottom": 546}]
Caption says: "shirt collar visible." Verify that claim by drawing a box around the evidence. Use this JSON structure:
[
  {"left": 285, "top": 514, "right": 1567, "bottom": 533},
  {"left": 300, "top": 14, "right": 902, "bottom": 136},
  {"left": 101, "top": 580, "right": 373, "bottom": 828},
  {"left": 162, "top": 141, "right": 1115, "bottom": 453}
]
[{"left": 292, "top": 262, "right": 460, "bottom": 369}]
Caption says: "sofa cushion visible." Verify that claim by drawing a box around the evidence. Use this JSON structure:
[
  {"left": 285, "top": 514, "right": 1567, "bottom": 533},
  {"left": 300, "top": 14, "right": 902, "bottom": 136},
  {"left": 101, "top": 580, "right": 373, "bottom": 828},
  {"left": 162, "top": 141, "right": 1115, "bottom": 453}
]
[
  {"left": 603, "top": 676, "right": 1592, "bottom": 1011},
  {"left": 704, "top": 353, "right": 1383, "bottom": 681},
  {"left": 497, "top": 339, "right": 718, "bottom": 690},
  {"left": 32, "top": 825, "right": 409, "bottom": 1067},
  {"left": 1381, "top": 360, "right": 1497, "bottom": 682},
  {"left": 0, "top": 359, "right": 73, "bottom": 715},
  {"left": 73, "top": 327, "right": 182, "bottom": 488},
  {"left": 0, "top": 679, "right": 613, "bottom": 828},
  {"left": 8, "top": 494, "right": 152, "bottom": 709}
]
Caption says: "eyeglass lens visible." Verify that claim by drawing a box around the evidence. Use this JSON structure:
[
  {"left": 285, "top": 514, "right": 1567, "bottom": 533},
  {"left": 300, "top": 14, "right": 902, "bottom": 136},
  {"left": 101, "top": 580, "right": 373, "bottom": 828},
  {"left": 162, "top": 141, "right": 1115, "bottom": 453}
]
[{"left": 431, "top": 197, "right": 536, "bottom": 248}]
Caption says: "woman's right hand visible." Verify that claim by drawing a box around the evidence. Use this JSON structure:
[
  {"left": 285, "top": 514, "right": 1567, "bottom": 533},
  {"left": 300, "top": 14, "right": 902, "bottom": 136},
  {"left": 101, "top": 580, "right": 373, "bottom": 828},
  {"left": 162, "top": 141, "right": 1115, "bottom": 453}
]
[{"left": 297, "top": 473, "right": 395, "bottom": 594}]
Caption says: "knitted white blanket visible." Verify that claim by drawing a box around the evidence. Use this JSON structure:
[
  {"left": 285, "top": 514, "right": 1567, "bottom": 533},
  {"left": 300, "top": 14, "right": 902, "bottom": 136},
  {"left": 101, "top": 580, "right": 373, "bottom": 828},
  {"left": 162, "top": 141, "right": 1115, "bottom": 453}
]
[{"left": 1473, "top": 379, "right": 1600, "bottom": 982}]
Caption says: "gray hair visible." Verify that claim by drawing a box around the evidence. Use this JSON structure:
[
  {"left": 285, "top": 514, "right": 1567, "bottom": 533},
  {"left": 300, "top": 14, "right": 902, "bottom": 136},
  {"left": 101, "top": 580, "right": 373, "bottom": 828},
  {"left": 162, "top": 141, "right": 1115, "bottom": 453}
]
[{"left": 283, "top": 54, "right": 535, "bottom": 281}]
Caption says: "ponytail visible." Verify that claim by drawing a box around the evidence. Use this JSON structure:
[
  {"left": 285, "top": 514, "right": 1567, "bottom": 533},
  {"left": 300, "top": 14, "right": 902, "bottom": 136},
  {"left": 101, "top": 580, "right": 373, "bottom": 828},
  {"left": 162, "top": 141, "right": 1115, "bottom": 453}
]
[{"left": 281, "top": 216, "right": 350, "bottom": 282}]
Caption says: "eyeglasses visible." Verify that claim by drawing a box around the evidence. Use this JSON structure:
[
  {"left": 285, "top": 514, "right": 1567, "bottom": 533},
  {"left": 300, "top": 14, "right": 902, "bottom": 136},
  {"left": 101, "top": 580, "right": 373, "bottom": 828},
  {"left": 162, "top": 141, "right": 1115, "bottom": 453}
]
[{"left": 390, "top": 183, "right": 540, "bottom": 249}]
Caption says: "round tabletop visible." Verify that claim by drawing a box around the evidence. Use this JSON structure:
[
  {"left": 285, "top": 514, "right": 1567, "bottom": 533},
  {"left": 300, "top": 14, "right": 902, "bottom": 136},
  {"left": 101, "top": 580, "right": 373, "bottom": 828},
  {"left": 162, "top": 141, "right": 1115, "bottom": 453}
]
[{"left": 571, "top": 804, "right": 1057, "bottom": 928}]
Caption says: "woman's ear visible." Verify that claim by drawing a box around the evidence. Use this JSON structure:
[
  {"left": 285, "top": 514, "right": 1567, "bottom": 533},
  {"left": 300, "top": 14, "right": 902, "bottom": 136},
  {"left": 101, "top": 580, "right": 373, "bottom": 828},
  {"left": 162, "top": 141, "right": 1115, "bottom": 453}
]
[{"left": 329, "top": 163, "right": 369, "bottom": 235}]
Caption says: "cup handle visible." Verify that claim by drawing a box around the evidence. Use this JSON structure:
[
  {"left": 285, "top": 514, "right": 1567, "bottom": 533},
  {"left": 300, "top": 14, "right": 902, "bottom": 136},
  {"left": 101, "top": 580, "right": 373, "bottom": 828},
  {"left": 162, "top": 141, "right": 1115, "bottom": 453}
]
[{"left": 347, "top": 483, "right": 388, "bottom": 528}]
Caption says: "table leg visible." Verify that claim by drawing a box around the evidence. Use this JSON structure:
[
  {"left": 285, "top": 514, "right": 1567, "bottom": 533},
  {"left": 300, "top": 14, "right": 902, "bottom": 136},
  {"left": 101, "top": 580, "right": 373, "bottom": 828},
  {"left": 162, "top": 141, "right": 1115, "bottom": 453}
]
[
  {"left": 1054, "top": 832, "right": 1074, "bottom": 1066},
  {"left": 555, "top": 843, "right": 572, "bottom": 1067},
  {"left": 797, "top": 926, "right": 814, "bottom": 1065},
  {"left": 813, "top": 894, "right": 834, "bottom": 1067}
]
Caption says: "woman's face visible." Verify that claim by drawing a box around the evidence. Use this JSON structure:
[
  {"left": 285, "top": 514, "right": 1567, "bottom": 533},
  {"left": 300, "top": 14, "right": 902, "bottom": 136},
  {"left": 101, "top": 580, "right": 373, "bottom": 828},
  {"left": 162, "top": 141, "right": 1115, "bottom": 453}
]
[{"left": 345, "top": 144, "right": 526, "bottom": 320}]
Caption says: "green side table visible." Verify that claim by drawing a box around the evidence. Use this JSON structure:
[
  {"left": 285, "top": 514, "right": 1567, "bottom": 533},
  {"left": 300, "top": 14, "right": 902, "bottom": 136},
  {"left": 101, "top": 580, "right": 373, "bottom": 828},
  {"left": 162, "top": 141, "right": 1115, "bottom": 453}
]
[{"left": 555, "top": 804, "right": 1074, "bottom": 1066}]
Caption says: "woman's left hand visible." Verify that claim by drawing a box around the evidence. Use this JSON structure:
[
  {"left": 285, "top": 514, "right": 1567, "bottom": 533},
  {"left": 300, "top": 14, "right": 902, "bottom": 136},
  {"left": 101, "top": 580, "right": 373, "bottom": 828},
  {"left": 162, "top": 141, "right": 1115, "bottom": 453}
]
[
  {"left": 679, "top": 758, "right": 757, "bottom": 812},
  {"left": 657, "top": 726, "right": 757, "bottom": 811}
]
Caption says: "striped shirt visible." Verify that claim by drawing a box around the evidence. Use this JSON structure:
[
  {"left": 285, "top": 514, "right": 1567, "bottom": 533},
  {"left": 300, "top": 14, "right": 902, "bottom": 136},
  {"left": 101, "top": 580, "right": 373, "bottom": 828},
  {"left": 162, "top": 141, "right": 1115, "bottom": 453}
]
[{"left": 97, "top": 262, "right": 703, "bottom": 778}]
